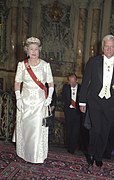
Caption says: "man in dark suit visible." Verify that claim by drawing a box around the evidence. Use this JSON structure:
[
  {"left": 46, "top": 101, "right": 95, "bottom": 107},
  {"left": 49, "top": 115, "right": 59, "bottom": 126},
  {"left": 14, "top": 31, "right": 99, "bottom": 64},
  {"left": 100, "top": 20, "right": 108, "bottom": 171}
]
[
  {"left": 79, "top": 34, "right": 114, "bottom": 168},
  {"left": 62, "top": 73, "right": 81, "bottom": 154}
]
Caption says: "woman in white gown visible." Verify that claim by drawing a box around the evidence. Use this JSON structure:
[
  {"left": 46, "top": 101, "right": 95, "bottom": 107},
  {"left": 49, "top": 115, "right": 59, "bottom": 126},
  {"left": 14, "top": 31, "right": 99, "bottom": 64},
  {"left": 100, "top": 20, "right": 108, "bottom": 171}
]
[{"left": 13, "top": 37, "right": 54, "bottom": 163}]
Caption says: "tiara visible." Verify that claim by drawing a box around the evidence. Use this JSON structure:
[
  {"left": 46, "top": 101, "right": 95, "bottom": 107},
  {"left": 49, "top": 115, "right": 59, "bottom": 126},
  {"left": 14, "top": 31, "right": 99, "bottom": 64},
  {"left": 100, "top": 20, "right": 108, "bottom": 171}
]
[{"left": 26, "top": 37, "right": 41, "bottom": 46}]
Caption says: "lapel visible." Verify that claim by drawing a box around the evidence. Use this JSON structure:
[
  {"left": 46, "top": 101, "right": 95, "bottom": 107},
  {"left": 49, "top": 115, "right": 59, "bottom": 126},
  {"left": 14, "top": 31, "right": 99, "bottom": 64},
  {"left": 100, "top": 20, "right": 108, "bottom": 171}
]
[
  {"left": 97, "top": 55, "right": 114, "bottom": 89},
  {"left": 97, "top": 55, "right": 103, "bottom": 83},
  {"left": 67, "top": 84, "right": 71, "bottom": 100},
  {"left": 111, "top": 65, "right": 114, "bottom": 86},
  {"left": 76, "top": 84, "right": 80, "bottom": 102}
]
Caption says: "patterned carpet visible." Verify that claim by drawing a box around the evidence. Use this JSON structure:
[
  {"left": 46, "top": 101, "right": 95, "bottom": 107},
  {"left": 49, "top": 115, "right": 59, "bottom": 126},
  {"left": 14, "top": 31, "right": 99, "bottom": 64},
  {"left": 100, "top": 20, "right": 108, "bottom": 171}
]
[{"left": 0, "top": 141, "right": 114, "bottom": 179}]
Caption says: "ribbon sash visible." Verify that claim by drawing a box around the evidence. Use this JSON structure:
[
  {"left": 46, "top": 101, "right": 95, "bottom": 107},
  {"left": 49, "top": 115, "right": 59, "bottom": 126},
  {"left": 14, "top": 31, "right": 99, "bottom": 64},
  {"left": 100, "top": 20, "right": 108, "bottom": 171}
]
[
  {"left": 24, "top": 58, "right": 47, "bottom": 98},
  {"left": 71, "top": 99, "right": 76, "bottom": 109}
]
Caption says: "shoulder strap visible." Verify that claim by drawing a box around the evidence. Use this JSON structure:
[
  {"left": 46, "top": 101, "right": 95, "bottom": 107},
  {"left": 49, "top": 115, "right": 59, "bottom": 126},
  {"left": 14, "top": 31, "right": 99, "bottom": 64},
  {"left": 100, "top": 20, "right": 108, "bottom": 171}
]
[{"left": 24, "top": 58, "right": 47, "bottom": 98}]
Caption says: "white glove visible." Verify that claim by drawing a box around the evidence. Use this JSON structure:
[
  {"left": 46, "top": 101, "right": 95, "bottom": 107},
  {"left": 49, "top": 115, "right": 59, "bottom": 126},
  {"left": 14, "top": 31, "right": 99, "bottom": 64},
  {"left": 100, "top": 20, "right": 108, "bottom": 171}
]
[
  {"left": 15, "top": 90, "right": 23, "bottom": 111},
  {"left": 17, "top": 98, "right": 23, "bottom": 111},
  {"left": 44, "top": 97, "right": 52, "bottom": 106},
  {"left": 15, "top": 90, "right": 21, "bottom": 100},
  {"left": 44, "top": 86, "right": 54, "bottom": 106},
  {"left": 48, "top": 87, "right": 54, "bottom": 98}
]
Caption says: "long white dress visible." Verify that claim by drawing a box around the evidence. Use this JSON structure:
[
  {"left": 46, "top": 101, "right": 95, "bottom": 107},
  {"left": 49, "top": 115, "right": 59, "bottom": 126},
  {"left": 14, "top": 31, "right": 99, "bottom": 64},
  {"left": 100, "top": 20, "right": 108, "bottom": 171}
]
[{"left": 13, "top": 59, "right": 53, "bottom": 163}]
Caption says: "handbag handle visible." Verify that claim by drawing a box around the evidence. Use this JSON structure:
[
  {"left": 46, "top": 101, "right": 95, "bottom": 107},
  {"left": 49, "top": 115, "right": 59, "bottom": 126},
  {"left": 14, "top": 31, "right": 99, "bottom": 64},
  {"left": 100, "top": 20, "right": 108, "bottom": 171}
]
[{"left": 48, "top": 105, "right": 52, "bottom": 116}]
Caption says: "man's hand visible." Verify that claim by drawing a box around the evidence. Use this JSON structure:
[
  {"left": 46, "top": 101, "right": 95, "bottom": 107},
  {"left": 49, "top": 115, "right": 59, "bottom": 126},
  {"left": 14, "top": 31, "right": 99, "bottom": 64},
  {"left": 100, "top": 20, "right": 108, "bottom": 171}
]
[{"left": 80, "top": 105, "right": 86, "bottom": 113}]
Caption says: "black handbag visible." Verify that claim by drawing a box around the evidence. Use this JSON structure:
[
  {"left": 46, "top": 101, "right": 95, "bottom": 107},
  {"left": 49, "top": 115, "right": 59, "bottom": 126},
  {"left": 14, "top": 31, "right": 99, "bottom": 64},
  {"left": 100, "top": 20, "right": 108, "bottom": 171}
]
[
  {"left": 42, "top": 106, "right": 53, "bottom": 127},
  {"left": 84, "top": 110, "right": 92, "bottom": 130}
]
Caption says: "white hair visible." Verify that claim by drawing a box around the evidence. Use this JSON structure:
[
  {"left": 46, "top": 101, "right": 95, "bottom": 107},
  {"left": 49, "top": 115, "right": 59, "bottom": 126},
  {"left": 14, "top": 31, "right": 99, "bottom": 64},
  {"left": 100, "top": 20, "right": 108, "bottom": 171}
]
[
  {"left": 102, "top": 34, "right": 114, "bottom": 50},
  {"left": 24, "top": 37, "right": 42, "bottom": 53}
]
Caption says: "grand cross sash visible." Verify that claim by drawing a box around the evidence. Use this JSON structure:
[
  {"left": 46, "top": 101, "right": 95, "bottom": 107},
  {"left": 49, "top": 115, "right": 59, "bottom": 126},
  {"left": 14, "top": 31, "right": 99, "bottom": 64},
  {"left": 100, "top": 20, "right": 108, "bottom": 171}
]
[
  {"left": 24, "top": 58, "right": 47, "bottom": 98},
  {"left": 71, "top": 99, "right": 76, "bottom": 109}
]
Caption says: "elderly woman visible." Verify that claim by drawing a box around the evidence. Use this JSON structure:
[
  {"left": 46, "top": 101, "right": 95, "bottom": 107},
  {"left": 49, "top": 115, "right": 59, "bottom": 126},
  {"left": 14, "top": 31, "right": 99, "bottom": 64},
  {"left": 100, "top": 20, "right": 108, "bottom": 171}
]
[{"left": 13, "top": 37, "right": 54, "bottom": 163}]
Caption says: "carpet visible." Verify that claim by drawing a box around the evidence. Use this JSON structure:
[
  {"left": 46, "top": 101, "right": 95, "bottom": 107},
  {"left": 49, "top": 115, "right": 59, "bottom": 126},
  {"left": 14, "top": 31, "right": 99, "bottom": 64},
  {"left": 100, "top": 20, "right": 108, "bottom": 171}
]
[{"left": 0, "top": 142, "right": 114, "bottom": 179}]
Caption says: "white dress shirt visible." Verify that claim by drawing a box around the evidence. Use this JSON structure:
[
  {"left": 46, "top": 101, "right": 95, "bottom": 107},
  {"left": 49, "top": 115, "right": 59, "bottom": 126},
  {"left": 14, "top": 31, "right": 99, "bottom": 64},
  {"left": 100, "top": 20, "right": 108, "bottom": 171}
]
[
  {"left": 70, "top": 85, "right": 78, "bottom": 108},
  {"left": 99, "top": 55, "right": 114, "bottom": 99}
]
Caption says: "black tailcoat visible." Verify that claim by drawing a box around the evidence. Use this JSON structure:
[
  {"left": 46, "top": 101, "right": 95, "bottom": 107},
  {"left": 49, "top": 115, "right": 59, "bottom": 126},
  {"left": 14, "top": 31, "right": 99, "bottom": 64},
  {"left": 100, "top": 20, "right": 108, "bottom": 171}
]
[
  {"left": 62, "top": 83, "right": 81, "bottom": 153},
  {"left": 79, "top": 55, "right": 114, "bottom": 161}
]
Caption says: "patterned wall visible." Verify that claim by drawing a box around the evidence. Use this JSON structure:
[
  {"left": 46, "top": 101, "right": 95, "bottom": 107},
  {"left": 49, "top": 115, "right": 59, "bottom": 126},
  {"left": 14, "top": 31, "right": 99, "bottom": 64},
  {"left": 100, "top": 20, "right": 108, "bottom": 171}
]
[
  {"left": 110, "top": 0, "right": 114, "bottom": 35},
  {"left": 40, "top": 2, "right": 75, "bottom": 77}
]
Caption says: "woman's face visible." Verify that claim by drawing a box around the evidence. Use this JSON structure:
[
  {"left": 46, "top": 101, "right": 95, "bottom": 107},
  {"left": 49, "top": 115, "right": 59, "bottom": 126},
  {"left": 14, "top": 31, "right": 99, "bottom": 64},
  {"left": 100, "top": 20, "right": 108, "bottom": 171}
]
[{"left": 28, "top": 43, "right": 39, "bottom": 60}]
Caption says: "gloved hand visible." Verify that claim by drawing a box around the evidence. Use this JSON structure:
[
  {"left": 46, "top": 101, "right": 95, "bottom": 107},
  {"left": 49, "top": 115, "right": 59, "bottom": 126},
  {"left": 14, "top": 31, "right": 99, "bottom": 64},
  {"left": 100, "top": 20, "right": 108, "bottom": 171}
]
[
  {"left": 44, "top": 97, "right": 52, "bottom": 106},
  {"left": 15, "top": 90, "right": 23, "bottom": 111},
  {"left": 44, "top": 86, "right": 54, "bottom": 107},
  {"left": 17, "top": 98, "right": 23, "bottom": 111}
]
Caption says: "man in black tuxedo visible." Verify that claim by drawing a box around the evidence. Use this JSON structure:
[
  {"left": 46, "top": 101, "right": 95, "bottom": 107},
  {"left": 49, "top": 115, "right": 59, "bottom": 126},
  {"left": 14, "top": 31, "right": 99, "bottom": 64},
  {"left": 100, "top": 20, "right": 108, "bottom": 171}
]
[
  {"left": 62, "top": 73, "right": 81, "bottom": 154},
  {"left": 79, "top": 34, "right": 114, "bottom": 168}
]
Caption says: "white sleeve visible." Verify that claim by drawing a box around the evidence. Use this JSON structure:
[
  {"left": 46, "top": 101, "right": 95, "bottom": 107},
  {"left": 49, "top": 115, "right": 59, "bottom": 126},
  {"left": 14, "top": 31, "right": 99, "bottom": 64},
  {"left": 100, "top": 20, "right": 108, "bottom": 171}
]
[
  {"left": 79, "top": 103, "right": 86, "bottom": 106},
  {"left": 15, "top": 62, "right": 23, "bottom": 82},
  {"left": 46, "top": 63, "right": 53, "bottom": 83}
]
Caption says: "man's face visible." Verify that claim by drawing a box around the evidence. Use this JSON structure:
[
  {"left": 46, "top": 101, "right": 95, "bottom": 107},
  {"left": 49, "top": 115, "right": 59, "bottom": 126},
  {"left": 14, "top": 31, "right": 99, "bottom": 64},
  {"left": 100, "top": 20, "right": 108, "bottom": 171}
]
[
  {"left": 103, "top": 39, "right": 114, "bottom": 59},
  {"left": 68, "top": 76, "right": 77, "bottom": 87}
]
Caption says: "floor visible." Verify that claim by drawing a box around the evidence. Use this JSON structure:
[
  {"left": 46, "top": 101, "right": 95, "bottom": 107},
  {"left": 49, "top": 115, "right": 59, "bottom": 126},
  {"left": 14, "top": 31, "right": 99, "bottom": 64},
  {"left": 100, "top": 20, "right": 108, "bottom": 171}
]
[
  {"left": 1, "top": 140, "right": 114, "bottom": 163},
  {"left": 49, "top": 142, "right": 114, "bottom": 163}
]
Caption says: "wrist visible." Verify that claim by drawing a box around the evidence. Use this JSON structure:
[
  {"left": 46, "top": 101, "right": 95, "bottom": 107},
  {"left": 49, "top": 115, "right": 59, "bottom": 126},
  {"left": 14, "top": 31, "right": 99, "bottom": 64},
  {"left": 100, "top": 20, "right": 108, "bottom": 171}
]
[
  {"left": 15, "top": 90, "right": 21, "bottom": 100},
  {"left": 48, "top": 96, "right": 52, "bottom": 99},
  {"left": 48, "top": 87, "right": 54, "bottom": 98}
]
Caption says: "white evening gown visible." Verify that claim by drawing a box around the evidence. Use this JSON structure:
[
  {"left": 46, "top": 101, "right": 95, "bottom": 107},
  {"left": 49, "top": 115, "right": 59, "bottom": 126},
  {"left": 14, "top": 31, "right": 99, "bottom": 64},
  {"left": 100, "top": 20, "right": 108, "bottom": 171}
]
[{"left": 12, "top": 59, "right": 53, "bottom": 163}]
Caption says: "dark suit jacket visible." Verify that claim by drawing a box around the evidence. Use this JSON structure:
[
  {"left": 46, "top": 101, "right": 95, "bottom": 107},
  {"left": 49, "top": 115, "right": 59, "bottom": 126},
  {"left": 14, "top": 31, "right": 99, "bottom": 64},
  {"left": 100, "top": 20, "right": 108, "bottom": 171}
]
[
  {"left": 62, "top": 83, "right": 81, "bottom": 111},
  {"left": 79, "top": 55, "right": 114, "bottom": 107}
]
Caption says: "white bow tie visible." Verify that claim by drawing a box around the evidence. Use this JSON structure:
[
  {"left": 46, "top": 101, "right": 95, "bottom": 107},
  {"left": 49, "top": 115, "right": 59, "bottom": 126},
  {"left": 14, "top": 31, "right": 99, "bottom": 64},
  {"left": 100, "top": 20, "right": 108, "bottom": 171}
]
[{"left": 71, "top": 87, "right": 76, "bottom": 90}]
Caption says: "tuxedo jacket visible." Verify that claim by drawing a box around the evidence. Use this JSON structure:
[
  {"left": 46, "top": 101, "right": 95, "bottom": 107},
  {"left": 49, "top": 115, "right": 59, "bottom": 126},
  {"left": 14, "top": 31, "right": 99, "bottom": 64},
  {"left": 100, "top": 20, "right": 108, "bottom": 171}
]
[
  {"left": 79, "top": 55, "right": 114, "bottom": 107},
  {"left": 62, "top": 83, "right": 81, "bottom": 111}
]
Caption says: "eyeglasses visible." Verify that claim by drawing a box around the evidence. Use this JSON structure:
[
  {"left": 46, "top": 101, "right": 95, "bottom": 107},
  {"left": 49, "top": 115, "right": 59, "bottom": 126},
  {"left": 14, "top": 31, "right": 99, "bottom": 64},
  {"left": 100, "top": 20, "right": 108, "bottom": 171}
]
[{"left": 104, "top": 46, "right": 114, "bottom": 49}]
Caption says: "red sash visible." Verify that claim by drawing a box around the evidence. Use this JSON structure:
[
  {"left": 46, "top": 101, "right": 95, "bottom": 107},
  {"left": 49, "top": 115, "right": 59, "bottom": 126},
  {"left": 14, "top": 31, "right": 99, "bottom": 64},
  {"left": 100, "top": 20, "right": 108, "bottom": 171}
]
[
  {"left": 71, "top": 99, "right": 76, "bottom": 109},
  {"left": 24, "top": 58, "right": 47, "bottom": 98}
]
